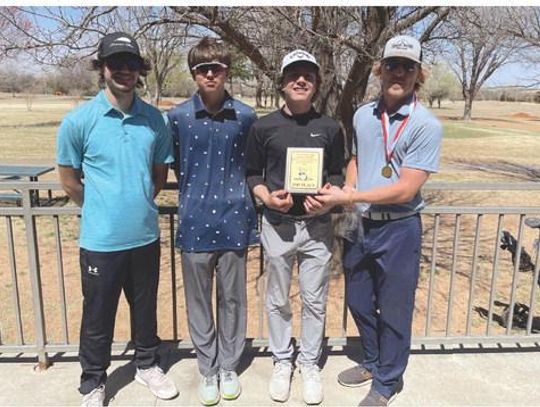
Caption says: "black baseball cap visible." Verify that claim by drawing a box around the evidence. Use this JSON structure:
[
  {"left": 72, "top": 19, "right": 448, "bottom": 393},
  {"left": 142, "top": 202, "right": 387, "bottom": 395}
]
[{"left": 97, "top": 32, "right": 142, "bottom": 60}]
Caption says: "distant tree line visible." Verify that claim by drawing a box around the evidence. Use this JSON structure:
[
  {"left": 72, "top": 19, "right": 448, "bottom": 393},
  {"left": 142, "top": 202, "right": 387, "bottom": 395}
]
[{"left": 1, "top": 6, "right": 539, "bottom": 127}]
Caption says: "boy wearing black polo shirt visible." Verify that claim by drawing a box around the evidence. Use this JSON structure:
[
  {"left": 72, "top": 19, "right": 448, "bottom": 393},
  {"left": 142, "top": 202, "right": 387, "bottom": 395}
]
[{"left": 246, "top": 50, "right": 344, "bottom": 405}]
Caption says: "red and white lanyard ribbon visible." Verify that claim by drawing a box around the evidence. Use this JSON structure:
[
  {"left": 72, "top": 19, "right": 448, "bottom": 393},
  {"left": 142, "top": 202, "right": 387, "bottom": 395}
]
[{"left": 380, "top": 94, "right": 417, "bottom": 164}]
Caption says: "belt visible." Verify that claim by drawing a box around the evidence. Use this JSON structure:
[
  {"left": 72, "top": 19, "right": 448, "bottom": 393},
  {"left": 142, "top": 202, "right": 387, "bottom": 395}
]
[{"left": 362, "top": 211, "right": 417, "bottom": 221}]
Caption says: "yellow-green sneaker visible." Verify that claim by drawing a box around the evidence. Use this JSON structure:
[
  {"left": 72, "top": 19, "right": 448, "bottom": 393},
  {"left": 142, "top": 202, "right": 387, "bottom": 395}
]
[
  {"left": 219, "top": 370, "right": 241, "bottom": 400},
  {"left": 199, "top": 374, "right": 220, "bottom": 406}
]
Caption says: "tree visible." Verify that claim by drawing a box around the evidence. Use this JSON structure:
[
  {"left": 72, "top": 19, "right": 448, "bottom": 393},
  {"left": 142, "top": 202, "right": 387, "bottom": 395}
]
[
  {"left": 123, "top": 8, "right": 188, "bottom": 105},
  {"left": 506, "top": 7, "right": 540, "bottom": 47},
  {"left": 169, "top": 6, "right": 450, "bottom": 142},
  {"left": 420, "top": 61, "right": 460, "bottom": 108},
  {"left": 1, "top": 6, "right": 450, "bottom": 138},
  {"left": 0, "top": 6, "right": 32, "bottom": 59},
  {"left": 505, "top": 7, "right": 540, "bottom": 87},
  {"left": 0, "top": 67, "right": 36, "bottom": 96},
  {"left": 224, "top": 45, "right": 253, "bottom": 97},
  {"left": 441, "top": 7, "right": 522, "bottom": 120},
  {"left": 44, "top": 59, "right": 97, "bottom": 96},
  {"left": 0, "top": 6, "right": 189, "bottom": 106}
]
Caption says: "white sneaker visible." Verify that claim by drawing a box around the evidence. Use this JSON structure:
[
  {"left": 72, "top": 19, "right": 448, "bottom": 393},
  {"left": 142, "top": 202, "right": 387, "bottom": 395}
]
[
  {"left": 199, "top": 374, "right": 220, "bottom": 406},
  {"left": 269, "top": 361, "right": 293, "bottom": 402},
  {"left": 81, "top": 385, "right": 105, "bottom": 407},
  {"left": 135, "top": 365, "right": 179, "bottom": 400},
  {"left": 220, "top": 370, "right": 241, "bottom": 400},
  {"left": 300, "top": 364, "right": 323, "bottom": 405}
]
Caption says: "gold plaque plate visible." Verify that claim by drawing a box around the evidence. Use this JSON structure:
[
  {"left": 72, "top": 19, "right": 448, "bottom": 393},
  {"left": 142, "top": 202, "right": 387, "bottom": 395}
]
[{"left": 284, "top": 147, "right": 324, "bottom": 194}]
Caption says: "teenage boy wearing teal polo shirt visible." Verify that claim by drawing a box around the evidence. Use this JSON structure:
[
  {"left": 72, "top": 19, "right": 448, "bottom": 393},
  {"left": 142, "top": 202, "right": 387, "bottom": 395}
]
[
  {"left": 315, "top": 35, "right": 442, "bottom": 406},
  {"left": 166, "top": 37, "right": 257, "bottom": 406},
  {"left": 57, "top": 32, "right": 178, "bottom": 407}
]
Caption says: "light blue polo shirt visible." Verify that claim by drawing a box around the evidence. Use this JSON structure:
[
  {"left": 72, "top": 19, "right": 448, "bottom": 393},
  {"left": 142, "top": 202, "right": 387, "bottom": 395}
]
[
  {"left": 56, "top": 90, "right": 174, "bottom": 252},
  {"left": 352, "top": 96, "right": 442, "bottom": 213}
]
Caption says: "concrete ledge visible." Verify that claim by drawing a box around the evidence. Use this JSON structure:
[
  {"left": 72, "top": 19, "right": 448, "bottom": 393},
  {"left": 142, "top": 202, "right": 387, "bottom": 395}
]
[{"left": 2, "top": 345, "right": 540, "bottom": 406}]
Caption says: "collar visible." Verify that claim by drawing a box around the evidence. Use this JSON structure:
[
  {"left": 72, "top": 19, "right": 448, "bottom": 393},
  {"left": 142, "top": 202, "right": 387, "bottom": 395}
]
[
  {"left": 375, "top": 93, "right": 415, "bottom": 118},
  {"left": 96, "top": 89, "right": 147, "bottom": 118},
  {"left": 279, "top": 105, "right": 318, "bottom": 122},
  {"left": 193, "top": 91, "right": 235, "bottom": 116}
]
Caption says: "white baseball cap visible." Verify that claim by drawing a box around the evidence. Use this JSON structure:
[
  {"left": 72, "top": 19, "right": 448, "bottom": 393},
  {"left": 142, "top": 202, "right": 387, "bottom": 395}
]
[
  {"left": 382, "top": 35, "right": 422, "bottom": 64},
  {"left": 280, "top": 49, "right": 319, "bottom": 74}
]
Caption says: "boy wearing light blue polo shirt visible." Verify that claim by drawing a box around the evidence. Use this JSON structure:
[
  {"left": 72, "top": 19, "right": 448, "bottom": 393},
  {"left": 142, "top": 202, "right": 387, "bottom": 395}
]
[
  {"left": 315, "top": 35, "right": 442, "bottom": 406},
  {"left": 57, "top": 32, "right": 178, "bottom": 407}
]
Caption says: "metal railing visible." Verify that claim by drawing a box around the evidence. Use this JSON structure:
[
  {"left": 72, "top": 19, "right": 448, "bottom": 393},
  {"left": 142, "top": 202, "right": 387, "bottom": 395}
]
[{"left": 1, "top": 180, "right": 540, "bottom": 369}]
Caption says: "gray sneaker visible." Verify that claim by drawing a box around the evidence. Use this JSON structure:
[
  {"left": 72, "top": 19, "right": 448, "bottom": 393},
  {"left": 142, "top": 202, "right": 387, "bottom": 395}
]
[
  {"left": 135, "top": 365, "right": 179, "bottom": 400},
  {"left": 338, "top": 365, "right": 373, "bottom": 387},
  {"left": 300, "top": 364, "right": 323, "bottom": 405},
  {"left": 199, "top": 374, "right": 220, "bottom": 406},
  {"left": 269, "top": 361, "right": 293, "bottom": 402},
  {"left": 81, "top": 385, "right": 105, "bottom": 407}
]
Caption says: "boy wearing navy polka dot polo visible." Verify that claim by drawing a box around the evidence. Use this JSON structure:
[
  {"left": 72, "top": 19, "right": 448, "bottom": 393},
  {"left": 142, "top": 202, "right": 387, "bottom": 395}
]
[{"left": 166, "top": 37, "right": 257, "bottom": 406}]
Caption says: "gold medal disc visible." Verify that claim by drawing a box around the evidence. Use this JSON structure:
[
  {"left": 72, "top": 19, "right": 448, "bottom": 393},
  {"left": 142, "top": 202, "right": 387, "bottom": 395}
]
[{"left": 381, "top": 165, "right": 393, "bottom": 178}]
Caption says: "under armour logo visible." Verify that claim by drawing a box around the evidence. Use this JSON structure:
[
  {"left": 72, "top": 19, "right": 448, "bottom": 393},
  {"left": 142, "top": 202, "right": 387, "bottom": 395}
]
[{"left": 87, "top": 266, "right": 100, "bottom": 276}]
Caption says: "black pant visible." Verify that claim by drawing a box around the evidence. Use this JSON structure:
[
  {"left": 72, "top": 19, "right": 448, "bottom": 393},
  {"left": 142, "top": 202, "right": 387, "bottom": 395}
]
[{"left": 78, "top": 239, "right": 161, "bottom": 395}]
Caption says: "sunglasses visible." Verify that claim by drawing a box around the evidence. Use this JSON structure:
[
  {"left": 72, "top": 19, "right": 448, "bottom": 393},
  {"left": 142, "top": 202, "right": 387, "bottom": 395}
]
[
  {"left": 105, "top": 57, "right": 144, "bottom": 72},
  {"left": 192, "top": 62, "right": 228, "bottom": 75},
  {"left": 383, "top": 59, "right": 418, "bottom": 73},
  {"left": 283, "top": 71, "right": 317, "bottom": 83}
]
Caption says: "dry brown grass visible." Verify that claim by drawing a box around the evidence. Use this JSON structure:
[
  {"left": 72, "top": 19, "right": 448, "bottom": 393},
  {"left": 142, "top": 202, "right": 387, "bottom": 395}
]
[{"left": 1, "top": 95, "right": 540, "bottom": 346}]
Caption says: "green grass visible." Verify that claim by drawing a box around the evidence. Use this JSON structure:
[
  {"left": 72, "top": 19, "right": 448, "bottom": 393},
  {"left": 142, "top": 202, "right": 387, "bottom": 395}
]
[{"left": 443, "top": 122, "right": 540, "bottom": 139}]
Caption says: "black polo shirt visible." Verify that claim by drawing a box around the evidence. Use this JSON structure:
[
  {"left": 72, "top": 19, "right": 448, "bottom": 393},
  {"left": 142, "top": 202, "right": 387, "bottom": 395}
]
[{"left": 246, "top": 107, "right": 344, "bottom": 217}]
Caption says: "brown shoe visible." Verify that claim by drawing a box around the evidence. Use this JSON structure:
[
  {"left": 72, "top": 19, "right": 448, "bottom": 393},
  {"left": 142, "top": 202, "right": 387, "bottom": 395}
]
[
  {"left": 337, "top": 365, "right": 373, "bottom": 387},
  {"left": 358, "top": 379, "right": 403, "bottom": 406},
  {"left": 358, "top": 387, "right": 393, "bottom": 406}
]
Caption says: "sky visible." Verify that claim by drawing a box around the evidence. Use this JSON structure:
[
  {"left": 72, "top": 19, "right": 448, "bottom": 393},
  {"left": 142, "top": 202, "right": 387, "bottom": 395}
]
[
  {"left": 3, "top": 5, "right": 540, "bottom": 88},
  {"left": 486, "top": 62, "right": 540, "bottom": 88}
]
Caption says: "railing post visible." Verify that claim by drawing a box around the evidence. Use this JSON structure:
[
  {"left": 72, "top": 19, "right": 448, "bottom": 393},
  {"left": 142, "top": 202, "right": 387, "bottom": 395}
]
[{"left": 22, "top": 186, "right": 49, "bottom": 369}]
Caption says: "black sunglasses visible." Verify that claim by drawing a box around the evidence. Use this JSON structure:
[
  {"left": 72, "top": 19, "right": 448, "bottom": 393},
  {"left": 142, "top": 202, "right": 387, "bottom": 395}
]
[
  {"left": 383, "top": 59, "right": 418, "bottom": 73},
  {"left": 193, "top": 63, "right": 227, "bottom": 75},
  {"left": 283, "top": 71, "right": 317, "bottom": 83},
  {"left": 105, "top": 57, "right": 144, "bottom": 72}
]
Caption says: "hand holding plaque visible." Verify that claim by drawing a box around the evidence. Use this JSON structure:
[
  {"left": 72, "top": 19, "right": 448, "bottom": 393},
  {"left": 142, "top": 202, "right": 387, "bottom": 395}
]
[{"left": 284, "top": 147, "right": 324, "bottom": 194}]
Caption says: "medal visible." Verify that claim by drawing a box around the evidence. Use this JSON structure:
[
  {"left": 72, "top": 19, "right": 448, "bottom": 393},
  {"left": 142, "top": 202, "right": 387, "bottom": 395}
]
[
  {"left": 381, "top": 165, "right": 392, "bottom": 178},
  {"left": 380, "top": 94, "right": 416, "bottom": 178}
]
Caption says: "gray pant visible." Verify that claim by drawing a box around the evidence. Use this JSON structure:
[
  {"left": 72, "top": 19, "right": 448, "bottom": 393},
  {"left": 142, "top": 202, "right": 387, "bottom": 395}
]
[
  {"left": 181, "top": 250, "right": 247, "bottom": 376},
  {"left": 261, "top": 212, "right": 332, "bottom": 366}
]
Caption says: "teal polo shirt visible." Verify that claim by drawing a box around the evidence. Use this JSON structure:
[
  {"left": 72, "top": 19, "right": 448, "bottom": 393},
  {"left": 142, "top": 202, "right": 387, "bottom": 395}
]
[{"left": 56, "top": 90, "right": 174, "bottom": 252}]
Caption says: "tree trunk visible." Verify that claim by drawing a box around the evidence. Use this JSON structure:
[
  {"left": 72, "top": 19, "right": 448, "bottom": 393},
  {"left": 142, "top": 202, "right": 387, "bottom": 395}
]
[
  {"left": 255, "top": 85, "right": 263, "bottom": 108},
  {"left": 313, "top": 28, "right": 340, "bottom": 118},
  {"left": 153, "top": 72, "right": 163, "bottom": 108},
  {"left": 463, "top": 91, "right": 473, "bottom": 120},
  {"left": 274, "top": 88, "right": 280, "bottom": 109},
  {"left": 337, "top": 54, "right": 373, "bottom": 155}
]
